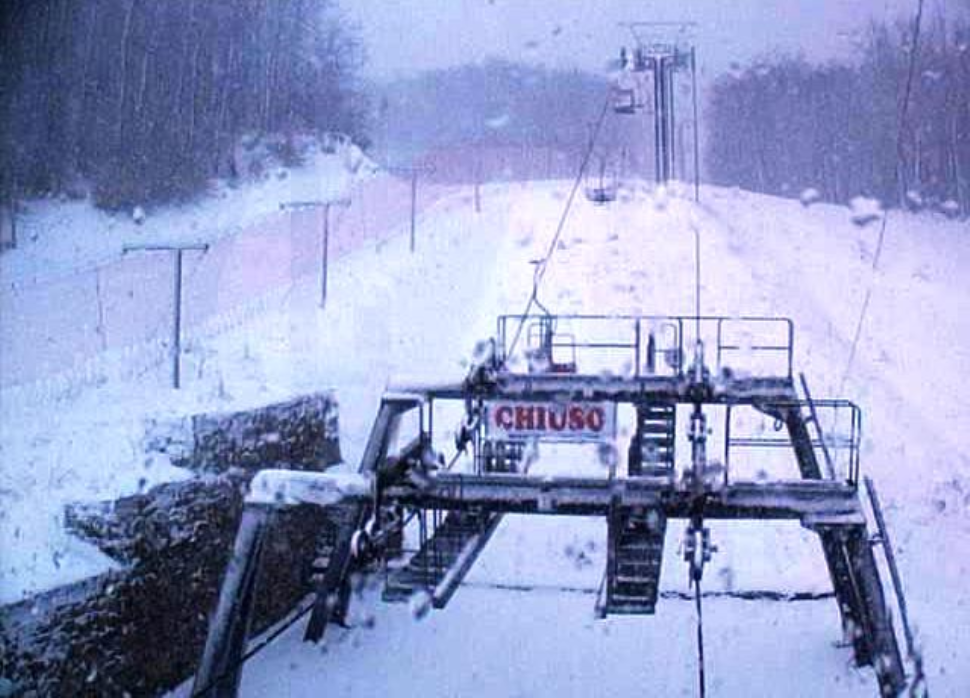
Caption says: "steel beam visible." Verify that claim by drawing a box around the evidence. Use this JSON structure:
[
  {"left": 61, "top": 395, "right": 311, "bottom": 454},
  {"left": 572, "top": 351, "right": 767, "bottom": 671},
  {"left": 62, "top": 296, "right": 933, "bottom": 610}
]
[
  {"left": 398, "top": 374, "right": 796, "bottom": 406},
  {"left": 383, "top": 474, "right": 863, "bottom": 524}
]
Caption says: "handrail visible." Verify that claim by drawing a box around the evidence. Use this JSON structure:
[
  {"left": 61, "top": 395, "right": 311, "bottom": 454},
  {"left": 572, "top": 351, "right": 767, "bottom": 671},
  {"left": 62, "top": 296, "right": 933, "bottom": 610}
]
[{"left": 497, "top": 313, "right": 795, "bottom": 379}]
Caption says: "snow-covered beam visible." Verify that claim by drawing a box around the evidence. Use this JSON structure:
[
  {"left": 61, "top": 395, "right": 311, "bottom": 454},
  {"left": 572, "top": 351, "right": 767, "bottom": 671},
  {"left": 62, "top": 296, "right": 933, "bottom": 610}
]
[
  {"left": 384, "top": 474, "right": 864, "bottom": 524},
  {"left": 246, "top": 469, "right": 372, "bottom": 508},
  {"left": 396, "top": 374, "right": 797, "bottom": 405}
]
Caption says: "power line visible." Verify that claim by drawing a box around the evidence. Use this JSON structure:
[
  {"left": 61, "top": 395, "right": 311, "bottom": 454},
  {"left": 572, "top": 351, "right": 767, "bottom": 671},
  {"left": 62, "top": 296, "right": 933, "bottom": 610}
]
[{"left": 840, "top": 0, "right": 925, "bottom": 393}]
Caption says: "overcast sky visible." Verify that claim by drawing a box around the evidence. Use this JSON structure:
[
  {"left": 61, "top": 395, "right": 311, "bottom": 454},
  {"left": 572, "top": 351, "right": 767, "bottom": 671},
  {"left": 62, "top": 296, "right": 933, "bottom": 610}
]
[{"left": 344, "top": 0, "right": 960, "bottom": 81}]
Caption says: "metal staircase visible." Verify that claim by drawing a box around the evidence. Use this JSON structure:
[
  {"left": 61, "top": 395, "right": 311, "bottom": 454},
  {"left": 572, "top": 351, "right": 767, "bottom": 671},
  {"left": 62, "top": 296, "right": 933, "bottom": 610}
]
[
  {"left": 598, "top": 505, "right": 667, "bottom": 616},
  {"left": 383, "top": 510, "right": 502, "bottom": 608},
  {"left": 629, "top": 403, "right": 676, "bottom": 476}
]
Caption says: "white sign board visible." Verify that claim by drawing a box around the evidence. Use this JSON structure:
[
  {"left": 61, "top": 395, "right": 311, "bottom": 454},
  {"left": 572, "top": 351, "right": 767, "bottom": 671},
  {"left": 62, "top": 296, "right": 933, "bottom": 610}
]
[{"left": 485, "top": 400, "right": 617, "bottom": 443}]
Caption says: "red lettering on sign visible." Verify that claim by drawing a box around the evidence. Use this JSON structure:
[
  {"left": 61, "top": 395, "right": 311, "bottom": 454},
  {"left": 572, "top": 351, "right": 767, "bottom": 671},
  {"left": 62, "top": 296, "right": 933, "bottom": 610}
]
[
  {"left": 587, "top": 407, "right": 605, "bottom": 432},
  {"left": 495, "top": 405, "right": 513, "bottom": 429},
  {"left": 568, "top": 406, "right": 585, "bottom": 431},
  {"left": 515, "top": 405, "right": 535, "bottom": 430},
  {"left": 549, "top": 407, "right": 567, "bottom": 431},
  {"left": 536, "top": 405, "right": 547, "bottom": 430}
]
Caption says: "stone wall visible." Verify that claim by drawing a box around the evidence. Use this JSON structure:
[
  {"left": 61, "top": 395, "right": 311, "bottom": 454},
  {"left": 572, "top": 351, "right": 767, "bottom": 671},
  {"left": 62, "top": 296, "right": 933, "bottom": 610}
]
[{"left": 0, "top": 393, "right": 341, "bottom": 697}]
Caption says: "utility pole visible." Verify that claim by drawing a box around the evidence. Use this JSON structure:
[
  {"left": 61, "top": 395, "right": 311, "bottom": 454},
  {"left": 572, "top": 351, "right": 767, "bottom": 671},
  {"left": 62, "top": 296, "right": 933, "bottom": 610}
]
[
  {"left": 280, "top": 198, "right": 351, "bottom": 309},
  {"left": 386, "top": 165, "right": 435, "bottom": 253},
  {"left": 123, "top": 242, "right": 209, "bottom": 389}
]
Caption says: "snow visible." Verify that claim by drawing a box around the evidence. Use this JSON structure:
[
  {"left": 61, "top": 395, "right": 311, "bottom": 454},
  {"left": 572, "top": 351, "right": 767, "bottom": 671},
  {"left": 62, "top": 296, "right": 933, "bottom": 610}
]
[
  {"left": 3, "top": 171, "right": 970, "bottom": 695},
  {"left": 0, "top": 141, "right": 367, "bottom": 287},
  {"left": 246, "top": 470, "right": 371, "bottom": 507}
]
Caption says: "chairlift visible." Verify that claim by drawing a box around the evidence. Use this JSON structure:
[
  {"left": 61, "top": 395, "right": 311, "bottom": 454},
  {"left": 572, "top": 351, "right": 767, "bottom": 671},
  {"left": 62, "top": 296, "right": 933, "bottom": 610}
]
[
  {"left": 526, "top": 316, "right": 577, "bottom": 374},
  {"left": 612, "top": 86, "right": 638, "bottom": 115},
  {"left": 585, "top": 159, "right": 618, "bottom": 205}
]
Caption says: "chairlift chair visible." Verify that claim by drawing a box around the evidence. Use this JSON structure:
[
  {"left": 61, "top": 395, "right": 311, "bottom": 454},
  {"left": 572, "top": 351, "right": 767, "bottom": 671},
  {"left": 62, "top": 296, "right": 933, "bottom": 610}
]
[
  {"left": 612, "top": 86, "right": 638, "bottom": 115},
  {"left": 584, "top": 160, "right": 618, "bottom": 205}
]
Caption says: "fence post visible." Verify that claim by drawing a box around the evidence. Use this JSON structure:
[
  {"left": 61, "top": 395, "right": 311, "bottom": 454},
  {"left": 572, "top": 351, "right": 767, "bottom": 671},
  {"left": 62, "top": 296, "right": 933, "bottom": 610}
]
[
  {"left": 280, "top": 198, "right": 351, "bottom": 309},
  {"left": 122, "top": 243, "right": 209, "bottom": 389}
]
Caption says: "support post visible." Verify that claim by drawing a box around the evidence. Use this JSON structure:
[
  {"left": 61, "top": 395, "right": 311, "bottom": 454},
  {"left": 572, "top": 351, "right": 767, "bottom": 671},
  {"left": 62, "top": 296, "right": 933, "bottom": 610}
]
[
  {"left": 193, "top": 505, "right": 271, "bottom": 698},
  {"left": 844, "top": 526, "right": 907, "bottom": 695},
  {"left": 173, "top": 249, "right": 183, "bottom": 388},
  {"left": 691, "top": 46, "right": 701, "bottom": 202},
  {"left": 653, "top": 60, "right": 663, "bottom": 184},
  {"left": 280, "top": 198, "right": 350, "bottom": 310},
  {"left": 474, "top": 155, "right": 482, "bottom": 213},
  {"left": 321, "top": 204, "right": 330, "bottom": 308},
  {"left": 123, "top": 242, "right": 209, "bottom": 390},
  {"left": 384, "top": 165, "right": 433, "bottom": 252},
  {"left": 410, "top": 169, "right": 417, "bottom": 253},
  {"left": 667, "top": 55, "right": 677, "bottom": 179},
  {"left": 865, "top": 477, "right": 917, "bottom": 657}
]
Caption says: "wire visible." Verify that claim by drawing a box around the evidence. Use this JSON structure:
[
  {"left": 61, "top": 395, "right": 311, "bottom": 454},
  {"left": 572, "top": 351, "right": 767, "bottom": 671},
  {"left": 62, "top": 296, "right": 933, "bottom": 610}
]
[
  {"left": 839, "top": 0, "right": 925, "bottom": 393},
  {"left": 505, "top": 92, "right": 614, "bottom": 358},
  {"left": 693, "top": 576, "right": 707, "bottom": 698}
]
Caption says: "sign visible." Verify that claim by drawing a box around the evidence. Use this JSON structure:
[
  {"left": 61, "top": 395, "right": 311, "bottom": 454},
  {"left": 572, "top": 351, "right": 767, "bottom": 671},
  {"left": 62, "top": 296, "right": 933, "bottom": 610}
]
[{"left": 485, "top": 400, "right": 617, "bottom": 443}]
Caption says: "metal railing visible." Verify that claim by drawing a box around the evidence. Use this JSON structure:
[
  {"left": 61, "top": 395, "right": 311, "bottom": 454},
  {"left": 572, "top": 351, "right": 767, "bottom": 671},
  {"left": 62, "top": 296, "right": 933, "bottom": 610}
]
[
  {"left": 496, "top": 314, "right": 795, "bottom": 380},
  {"left": 725, "top": 398, "right": 862, "bottom": 486}
]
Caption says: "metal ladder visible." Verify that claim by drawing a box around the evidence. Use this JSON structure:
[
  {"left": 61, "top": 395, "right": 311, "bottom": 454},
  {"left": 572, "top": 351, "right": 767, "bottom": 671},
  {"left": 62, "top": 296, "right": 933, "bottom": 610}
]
[
  {"left": 629, "top": 403, "right": 676, "bottom": 477},
  {"left": 599, "top": 505, "right": 667, "bottom": 616}
]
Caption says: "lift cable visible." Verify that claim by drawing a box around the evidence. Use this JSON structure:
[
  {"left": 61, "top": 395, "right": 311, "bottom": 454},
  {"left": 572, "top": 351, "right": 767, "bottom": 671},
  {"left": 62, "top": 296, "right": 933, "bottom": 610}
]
[
  {"left": 506, "top": 92, "right": 614, "bottom": 358},
  {"left": 693, "top": 575, "right": 707, "bottom": 698},
  {"left": 840, "top": 0, "right": 925, "bottom": 393}
]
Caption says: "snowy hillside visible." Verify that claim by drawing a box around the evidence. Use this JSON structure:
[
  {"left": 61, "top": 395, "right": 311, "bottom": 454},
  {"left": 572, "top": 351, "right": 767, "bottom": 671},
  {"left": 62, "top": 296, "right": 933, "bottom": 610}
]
[{"left": 3, "top": 176, "right": 969, "bottom": 696}]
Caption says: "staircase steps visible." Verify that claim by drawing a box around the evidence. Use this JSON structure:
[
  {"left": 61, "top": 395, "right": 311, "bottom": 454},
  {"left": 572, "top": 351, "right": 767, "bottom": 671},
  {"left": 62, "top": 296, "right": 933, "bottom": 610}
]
[
  {"left": 629, "top": 404, "right": 676, "bottom": 477},
  {"left": 598, "top": 507, "right": 667, "bottom": 616},
  {"left": 383, "top": 510, "right": 502, "bottom": 609}
]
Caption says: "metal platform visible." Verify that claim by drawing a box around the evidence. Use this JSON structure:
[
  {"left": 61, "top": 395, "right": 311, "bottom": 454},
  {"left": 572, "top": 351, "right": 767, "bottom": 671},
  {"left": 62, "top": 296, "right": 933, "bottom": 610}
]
[{"left": 193, "top": 314, "right": 918, "bottom": 698}]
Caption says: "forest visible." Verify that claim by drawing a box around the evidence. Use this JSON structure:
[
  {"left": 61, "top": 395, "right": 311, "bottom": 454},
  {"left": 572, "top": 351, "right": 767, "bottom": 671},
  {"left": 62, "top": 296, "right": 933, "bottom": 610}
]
[
  {"left": 372, "top": 59, "right": 613, "bottom": 167},
  {"left": 0, "top": 0, "right": 367, "bottom": 209},
  {"left": 706, "top": 13, "right": 970, "bottom": 215}
]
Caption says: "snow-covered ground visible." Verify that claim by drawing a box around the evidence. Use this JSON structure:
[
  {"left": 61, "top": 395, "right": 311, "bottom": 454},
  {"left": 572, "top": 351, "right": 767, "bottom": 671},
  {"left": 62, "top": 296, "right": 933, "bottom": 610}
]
[
  {"left": 3, "top": 167, "right": 969, "bottom": 695},
  {"left": 2, "top": 141, "right": 370, "bottom": 287}
]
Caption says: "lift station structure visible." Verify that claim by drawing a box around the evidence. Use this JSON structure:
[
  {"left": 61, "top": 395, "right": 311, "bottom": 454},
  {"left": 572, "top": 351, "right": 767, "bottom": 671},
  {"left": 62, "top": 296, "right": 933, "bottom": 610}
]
[{"left": 194, "top": 312, "right": 922, "bottom": 697}]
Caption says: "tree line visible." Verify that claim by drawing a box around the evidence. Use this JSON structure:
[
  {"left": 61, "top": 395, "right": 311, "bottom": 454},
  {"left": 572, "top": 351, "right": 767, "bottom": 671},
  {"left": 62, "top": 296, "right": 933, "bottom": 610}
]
[
  {"left": 373, "top": 60, "right": 626, "bottom": 168},
  {"left": 706, "top": 13, "right": 970, "bottom": 216},
  {"left": 0, "top": 0, "right": 367, "bottom": 210}
]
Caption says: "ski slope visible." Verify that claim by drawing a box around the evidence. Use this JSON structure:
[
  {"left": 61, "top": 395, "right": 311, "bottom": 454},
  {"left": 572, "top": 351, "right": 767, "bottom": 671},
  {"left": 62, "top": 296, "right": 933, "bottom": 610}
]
[
  {"left": 3, "top": 173, "right": 968, "bottom": 695},
  {"left": 162, "top": 179, "right": 966, "bottom": 697}
]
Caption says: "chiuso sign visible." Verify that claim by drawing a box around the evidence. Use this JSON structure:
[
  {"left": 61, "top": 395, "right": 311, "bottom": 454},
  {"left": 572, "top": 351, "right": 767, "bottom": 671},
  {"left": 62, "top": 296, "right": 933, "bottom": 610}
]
[{"left": 485, "top": 401, "right": 617, "bottom": 443}]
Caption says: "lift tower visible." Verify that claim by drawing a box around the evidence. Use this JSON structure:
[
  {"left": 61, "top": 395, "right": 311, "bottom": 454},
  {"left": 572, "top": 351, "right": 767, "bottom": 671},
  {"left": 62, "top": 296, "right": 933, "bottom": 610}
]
[{"left": 614, "top": 23, "right": 699, "bottom": 192}]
